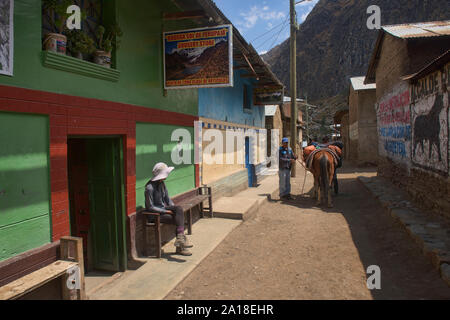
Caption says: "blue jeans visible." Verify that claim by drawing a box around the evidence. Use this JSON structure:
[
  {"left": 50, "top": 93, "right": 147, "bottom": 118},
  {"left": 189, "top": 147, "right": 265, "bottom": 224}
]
[{"left": 279, "top": 168, "right": 291, "bottom": 197}]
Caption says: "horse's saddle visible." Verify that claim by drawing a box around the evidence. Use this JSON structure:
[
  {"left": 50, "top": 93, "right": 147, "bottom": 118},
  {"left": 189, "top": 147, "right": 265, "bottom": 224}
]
[{"left": 305, "top": 147, "right": 340, "bottom": 170}]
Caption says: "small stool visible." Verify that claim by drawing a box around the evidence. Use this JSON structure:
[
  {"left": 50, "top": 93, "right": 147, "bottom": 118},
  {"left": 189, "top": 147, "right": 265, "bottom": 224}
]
[{"left": 142, "top": 210, "right": 192, "bottom": 258}]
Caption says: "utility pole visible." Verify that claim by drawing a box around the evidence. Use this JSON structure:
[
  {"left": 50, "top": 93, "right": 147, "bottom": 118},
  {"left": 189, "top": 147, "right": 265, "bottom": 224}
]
[
  {"left": 289, "top": 0, "right": 297, "bottom": 177},
  {"left": 306, "top": 95, "right": 309, "bottom": 143}
]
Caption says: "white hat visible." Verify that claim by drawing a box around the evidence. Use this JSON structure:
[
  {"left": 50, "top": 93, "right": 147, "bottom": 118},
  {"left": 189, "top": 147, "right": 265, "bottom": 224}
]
[{"left": 151, "top": 162, "right": 174, "bottom": 181}]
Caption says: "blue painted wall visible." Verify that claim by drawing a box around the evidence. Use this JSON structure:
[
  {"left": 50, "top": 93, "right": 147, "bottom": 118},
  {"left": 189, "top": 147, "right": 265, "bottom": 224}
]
[{"left": 199, "top": 70, "right": 265, "bottom": 128}]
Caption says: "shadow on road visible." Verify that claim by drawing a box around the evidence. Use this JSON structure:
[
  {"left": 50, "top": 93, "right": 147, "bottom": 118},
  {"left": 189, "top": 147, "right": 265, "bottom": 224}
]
[{"left": 283, "top": 164, "right": 450, "bottom": 299}]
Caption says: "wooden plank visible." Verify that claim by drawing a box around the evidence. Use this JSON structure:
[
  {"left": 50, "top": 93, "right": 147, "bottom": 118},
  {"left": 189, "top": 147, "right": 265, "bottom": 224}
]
[
  {"left": 163, "top": 10, "right": 206, "bottom": 21},
  {"left": 0, "top": 261, "right": 77, "bottom": 300},
  {"left": 0, "top": 242, "right": 59, "bottom": 287}
]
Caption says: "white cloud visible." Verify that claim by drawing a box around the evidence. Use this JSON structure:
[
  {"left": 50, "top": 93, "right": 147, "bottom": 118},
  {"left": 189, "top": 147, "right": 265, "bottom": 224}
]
[
  {"left": 259, "top": 50, "right": 268, "bottom": 55},
  {"left": 237, "top": 5, "right": 286, "bottom": 30}
]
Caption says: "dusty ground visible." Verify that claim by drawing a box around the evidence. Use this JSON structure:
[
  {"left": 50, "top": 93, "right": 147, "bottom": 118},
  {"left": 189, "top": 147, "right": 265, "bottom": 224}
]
[{"left": 165, "top": 164, "right": 450, "bottom": 300}]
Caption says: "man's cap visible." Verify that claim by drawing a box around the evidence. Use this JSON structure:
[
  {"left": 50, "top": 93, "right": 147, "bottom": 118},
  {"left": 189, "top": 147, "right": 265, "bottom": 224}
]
[
  {"left": 282, "top": 137, "right": 289, "bottom": 143},
  {"left": 151, "top": 162, "right": 174, "bottom": 181}
]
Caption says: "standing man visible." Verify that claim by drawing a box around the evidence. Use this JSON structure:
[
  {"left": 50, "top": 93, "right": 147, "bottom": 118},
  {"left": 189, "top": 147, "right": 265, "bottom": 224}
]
[
  {"left": 145, "top": 162, "right": 193, "bottom": 256},
  {"left": 279, "top": 137, "right": 297, "bottom": 200}
]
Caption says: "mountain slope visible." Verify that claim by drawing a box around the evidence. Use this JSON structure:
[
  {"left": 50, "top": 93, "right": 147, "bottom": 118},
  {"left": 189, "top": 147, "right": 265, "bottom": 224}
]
[{"left": 262, "top": 0, "right": 450, "bottom": 102}]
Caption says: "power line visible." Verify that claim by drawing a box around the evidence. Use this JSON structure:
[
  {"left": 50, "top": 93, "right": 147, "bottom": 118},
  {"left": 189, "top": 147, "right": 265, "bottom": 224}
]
[
  {"left": 268, "top": 17, "right": 289, "bottom": 51},
  {"left": 254, "top": 18, "right": 289, "bottom": 50},
  {"left": 250, "top": 16, "right": 289, "bottom": 43}
]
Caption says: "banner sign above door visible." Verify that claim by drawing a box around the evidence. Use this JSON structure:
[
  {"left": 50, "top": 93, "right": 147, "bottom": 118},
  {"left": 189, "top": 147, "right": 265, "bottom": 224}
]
[{"left": 163, "top": 24, "right": 233, "bottom": 89}]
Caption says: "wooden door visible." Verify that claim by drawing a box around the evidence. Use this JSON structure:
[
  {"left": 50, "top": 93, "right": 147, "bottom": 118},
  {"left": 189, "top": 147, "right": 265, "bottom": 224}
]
[{"left": 87, "top": 139, "right": 121, "bottom": 272}]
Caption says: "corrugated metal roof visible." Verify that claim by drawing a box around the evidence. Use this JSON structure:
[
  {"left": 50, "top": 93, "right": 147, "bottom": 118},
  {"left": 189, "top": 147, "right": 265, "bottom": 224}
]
[
  {"left": 382, "top": 20, "right": 450, "bottom": 39},
  {"left": 265, "top": 105, "right": 277, "bottom": 116},
  {"left": 350, "top": 76, "right": 376, "bottom": 91}
]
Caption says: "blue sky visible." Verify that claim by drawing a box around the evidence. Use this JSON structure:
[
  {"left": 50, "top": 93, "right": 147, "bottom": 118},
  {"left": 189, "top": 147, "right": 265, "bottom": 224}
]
[{"left": 213, "top": 0, "right": 319, "bottom": 55}]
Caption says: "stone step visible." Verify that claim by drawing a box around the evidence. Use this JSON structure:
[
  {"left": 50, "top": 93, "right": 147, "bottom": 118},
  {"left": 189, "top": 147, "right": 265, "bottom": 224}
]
[{"left": 358, "top": 175, "right": 450, "bottom": 287}]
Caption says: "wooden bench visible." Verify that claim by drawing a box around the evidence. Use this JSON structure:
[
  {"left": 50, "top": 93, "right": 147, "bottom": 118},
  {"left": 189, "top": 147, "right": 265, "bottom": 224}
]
[
  {"left": 0, "top": 237, "right": 86, "bottom": 300},
  {"left": 140, "top": 186, "right": 213, "bottom": 258}
]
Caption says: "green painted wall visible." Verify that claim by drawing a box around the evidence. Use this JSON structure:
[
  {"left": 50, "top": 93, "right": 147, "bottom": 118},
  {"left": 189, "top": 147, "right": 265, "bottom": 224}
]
[
  {"left": 0, "top": 112, "right": 51, "bottom": 261},
  {"left": 136, "top": 123, "right": 195, "bottom": 209},
  {"left": 0, "top": 0, "right": 198, "bottom": 116}
]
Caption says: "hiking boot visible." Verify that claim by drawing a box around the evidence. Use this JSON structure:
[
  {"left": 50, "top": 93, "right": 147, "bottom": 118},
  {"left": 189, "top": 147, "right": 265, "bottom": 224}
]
[
  {"left": 183, "top": 235, "right": 193, "bottom": 248},
  {"left": 174, "top": 233, "right": 186, "bottom": 248},
  {"left": 176, "top": 246, "right": 192, "bottom": 256}
]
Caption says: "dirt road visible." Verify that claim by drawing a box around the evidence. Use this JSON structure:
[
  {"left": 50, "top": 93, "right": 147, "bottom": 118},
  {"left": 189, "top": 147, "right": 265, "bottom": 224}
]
[{"left": 166, "top": 165, "right": 450, "bottom": 300}]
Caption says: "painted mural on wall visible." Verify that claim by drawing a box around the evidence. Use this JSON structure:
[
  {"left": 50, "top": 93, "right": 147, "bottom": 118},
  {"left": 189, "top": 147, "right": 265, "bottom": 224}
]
[
  {"left": 0, "top": 0, "right": 13, "bottom": 76},
  {"left": 410, "top": 63, "right": 449, "bottom": 174},
  {"left": 164, "top": 25, "right": 233, "bottom": 89},
  {"left": 376, "top": 82, "right": 411, "bottom": 162}
]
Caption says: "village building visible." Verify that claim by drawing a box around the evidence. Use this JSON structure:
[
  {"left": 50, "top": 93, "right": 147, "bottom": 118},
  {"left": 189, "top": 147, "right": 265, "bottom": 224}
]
[
  {"left": 333, "top": 108, "right": 350, "bottom": 160},
  {"left": 0, "top": 0, "right": 204, "bottom": 284},
  {"left": 280, "top": 96, "right": 304, "bottom": 154},
  {"left": 347, "top": 76, "right": 377, "bottom": 165},
  {"left": 0, "top": 0, "right": 284, "bottom": 296},
  {"left": 365, "top": 21, "right": 450, "bottom": 218},
  {"left": 195, "top": 1, "right": 284, "bottom": 196},
  {"left": 265, "top": 104, "right": 283, "bottom": 156}
]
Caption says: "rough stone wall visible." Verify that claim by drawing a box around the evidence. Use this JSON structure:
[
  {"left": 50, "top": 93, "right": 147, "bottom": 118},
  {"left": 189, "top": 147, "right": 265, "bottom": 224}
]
[
  {"left": 348, "top": 87, "right": 359, "bottom": 161},
  {"left": 357, "top": 89, "right": 378, "bottom": 165},
  {"left": 376, "top": 42, "right": 450, "bottom": 220},
  {"left": 341, "top": 114, "right": 350, "bottom": 160},
  {"left": 375, "top": 35, "right": 409, "bottom": 102}
]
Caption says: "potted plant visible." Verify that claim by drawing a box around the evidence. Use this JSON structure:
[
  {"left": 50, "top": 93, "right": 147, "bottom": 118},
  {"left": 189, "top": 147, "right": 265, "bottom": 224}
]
[
  {"left": 66, "top": 29, "right": 96, "bottom": 60},
  {"left": 42, "top": 0, "right": 73, "bottom": 54},
  {"left": 94, "top": 23, "right": 123, "bottom": 68}
]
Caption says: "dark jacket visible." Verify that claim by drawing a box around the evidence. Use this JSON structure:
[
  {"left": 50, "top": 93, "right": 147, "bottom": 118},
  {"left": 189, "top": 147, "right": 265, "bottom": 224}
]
[
  {"left": 279, "top": 146, "right": 296, "bottom": 170},
  {"left": 144, "top": 180, "right": 174, "bottom": 214}
]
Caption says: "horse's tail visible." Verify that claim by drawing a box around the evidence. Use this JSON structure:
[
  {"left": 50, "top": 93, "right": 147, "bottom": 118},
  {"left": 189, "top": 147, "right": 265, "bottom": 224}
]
[{"left": 319, "top": 153, "right": 328, "bottom": 196}]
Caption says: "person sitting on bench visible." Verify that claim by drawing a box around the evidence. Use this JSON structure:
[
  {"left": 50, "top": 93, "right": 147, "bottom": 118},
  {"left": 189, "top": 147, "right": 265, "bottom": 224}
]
[{"left": 145, "top": 162, "right": 193, "bottom": 256}]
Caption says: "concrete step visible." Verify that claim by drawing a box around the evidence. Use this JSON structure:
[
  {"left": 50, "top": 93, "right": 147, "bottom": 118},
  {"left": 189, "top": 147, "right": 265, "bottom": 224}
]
[
  {"left": 213, "top": 196, "right": 264, "bottom": 220},
  {"left": 212, "top": 174, "right": 279, "bottom": 221}
]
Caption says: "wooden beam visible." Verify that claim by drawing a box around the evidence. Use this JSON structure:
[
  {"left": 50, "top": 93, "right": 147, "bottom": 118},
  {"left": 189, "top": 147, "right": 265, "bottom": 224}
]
[
  {"left": 163, "top": 10, "right": 207, "bottom": 21},
  {"left": 240, "top": 73, "right": 259, "bottom": 79},
  {"left": 233, "top": 66, "right": 251, "bottom": 70},
  {"left": 241, "top": 53, "right": 258, "bottom": 78}
]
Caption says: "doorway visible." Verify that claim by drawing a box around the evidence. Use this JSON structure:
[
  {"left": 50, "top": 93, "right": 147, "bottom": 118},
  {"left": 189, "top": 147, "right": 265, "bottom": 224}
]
[
  {"left": 67, "top": 137, "right": 126, "bottom": 273},
  {"left": 245, "top": 136, "right": 256, "bottom": 187}
]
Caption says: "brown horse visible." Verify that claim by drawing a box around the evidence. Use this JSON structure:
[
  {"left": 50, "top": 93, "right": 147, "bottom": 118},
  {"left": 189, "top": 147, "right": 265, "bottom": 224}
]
[{"left": 311, "top": 150, "right": 335, "bottom": 207}]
